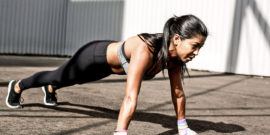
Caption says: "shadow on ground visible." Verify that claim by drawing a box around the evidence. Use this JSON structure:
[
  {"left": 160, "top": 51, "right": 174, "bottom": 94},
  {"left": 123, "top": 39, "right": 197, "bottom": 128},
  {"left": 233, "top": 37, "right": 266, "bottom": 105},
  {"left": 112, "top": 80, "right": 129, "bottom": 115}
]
[
  {"left": 0, "top": 72, "right": 236, "bottom": 87},
  {"left": 2, "top": 102, "right": 245, "bottom": 135}
]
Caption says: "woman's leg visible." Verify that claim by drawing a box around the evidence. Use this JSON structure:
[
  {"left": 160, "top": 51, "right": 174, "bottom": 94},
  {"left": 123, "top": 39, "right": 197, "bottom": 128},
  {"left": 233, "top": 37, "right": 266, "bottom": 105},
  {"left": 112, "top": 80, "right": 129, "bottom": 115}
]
[
  {"left": 6, "top": 63, "right": 74, "bottom": 108},
  {"left": 18, "top": 42, "right": 98, "bottom": 91},
  {"left": 6, "top": 40, "right": 114, "bottom": 108}
]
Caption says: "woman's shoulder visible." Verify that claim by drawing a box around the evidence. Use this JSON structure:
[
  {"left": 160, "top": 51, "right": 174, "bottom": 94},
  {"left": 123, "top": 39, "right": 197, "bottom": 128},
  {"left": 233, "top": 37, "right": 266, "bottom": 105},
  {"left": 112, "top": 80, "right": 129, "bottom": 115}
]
[{"left": 125, "top": 36, "right": 153, "bottom": 53}]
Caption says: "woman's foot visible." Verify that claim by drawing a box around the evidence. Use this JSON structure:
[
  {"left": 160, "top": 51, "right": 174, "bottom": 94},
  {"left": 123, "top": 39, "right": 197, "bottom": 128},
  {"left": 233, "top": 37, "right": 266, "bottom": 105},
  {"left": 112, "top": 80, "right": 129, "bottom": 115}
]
[
  {"left": 6, "top": 80, "right": 22, "bottom": 108},
  {"left": 42, "top": 85, "right": 57, "bottom": 106}
]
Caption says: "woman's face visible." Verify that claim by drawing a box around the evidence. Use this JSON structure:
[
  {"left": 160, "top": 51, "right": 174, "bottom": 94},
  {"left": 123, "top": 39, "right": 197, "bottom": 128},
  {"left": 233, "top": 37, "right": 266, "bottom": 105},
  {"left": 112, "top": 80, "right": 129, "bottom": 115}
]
[{"left": 175, "top": 34, "right": 206, "bottom": 63}]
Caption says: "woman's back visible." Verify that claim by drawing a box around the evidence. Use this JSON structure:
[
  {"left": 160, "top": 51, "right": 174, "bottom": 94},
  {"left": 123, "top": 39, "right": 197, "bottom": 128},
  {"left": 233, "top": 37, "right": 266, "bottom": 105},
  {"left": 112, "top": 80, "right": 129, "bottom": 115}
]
[{"left": 106, "top": 36, "right": 156, "bottom": 75}]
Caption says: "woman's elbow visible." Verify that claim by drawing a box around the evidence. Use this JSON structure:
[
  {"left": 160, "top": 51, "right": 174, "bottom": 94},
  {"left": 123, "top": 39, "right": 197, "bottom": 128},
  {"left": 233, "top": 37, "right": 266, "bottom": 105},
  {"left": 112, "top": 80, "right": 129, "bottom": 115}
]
[
  {"left": 123, "top": 95, "right": 137, "bottom": 107},
  {"left": 173, "top": 89, "right": 185, "bottom": 98}
]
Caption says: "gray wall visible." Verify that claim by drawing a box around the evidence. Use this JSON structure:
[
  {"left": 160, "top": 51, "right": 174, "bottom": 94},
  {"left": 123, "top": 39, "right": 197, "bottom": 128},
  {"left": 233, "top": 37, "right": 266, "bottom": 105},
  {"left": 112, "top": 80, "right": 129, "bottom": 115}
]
[
  {"left": 0, "top": 0, "right": 124, "bottom": 56},
  {"left": 2, "top": 0, "right": 269, "bottom": 76},
  {"left": 65, "top": 0, "right": 124, "bottom": 55}
]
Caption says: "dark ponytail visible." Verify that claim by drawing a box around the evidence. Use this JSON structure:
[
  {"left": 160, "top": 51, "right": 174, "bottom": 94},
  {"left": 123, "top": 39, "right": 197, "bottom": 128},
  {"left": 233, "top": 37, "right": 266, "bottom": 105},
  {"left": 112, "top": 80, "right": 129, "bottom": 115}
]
[
  {"left": 138, "top": 15, "right": 208, "bottom": 80},
  {"left": 160, "top": 17, "right": 176, "bottom": 69}
]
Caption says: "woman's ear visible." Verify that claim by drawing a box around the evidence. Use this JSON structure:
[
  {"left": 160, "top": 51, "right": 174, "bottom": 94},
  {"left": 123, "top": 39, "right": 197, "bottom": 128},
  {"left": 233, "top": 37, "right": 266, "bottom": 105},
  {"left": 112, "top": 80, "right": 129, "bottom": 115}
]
[{"left": 173, "top": 34, "right": 181, "bottom": 46}]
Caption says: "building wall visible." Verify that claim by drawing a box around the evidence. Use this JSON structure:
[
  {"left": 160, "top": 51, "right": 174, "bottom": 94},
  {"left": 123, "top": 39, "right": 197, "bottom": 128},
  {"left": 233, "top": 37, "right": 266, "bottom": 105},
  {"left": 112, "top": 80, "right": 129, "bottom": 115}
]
[
  {"left": 0, "top": 0, "right": 68, "bottom": 55},
  {"left": 122, "top": 0, "right": 270, "bottom": 76},
  {"left": 0, "top": 0, "right": 124, "bottom": 56},
  {"left": 0, "top": 0, "right": 269, "bottom": 76},
  {"left": 65, "top": 0, "right": 124, "bottom": 55}
]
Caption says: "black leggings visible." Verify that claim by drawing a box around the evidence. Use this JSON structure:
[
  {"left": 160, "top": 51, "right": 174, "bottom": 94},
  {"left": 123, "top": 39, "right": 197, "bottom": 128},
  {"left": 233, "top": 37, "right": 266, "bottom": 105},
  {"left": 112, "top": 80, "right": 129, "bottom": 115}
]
[{"left": 19, "top": 40, "right": 115, "bottom": 91}]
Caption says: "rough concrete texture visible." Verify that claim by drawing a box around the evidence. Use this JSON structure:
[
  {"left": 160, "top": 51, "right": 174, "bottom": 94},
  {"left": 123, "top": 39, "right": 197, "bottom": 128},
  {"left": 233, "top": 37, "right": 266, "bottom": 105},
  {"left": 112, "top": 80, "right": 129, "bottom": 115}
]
[{"left": 0, "top": 55, "right": 269, "bottom": 135}]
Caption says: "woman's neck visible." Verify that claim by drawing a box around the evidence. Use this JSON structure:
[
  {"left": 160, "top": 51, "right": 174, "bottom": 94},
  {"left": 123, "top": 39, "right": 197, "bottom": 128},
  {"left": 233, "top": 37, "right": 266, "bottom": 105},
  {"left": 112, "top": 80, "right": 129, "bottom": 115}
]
[{"left": 168, "top": 43, "right": 178, "bottom": 59}]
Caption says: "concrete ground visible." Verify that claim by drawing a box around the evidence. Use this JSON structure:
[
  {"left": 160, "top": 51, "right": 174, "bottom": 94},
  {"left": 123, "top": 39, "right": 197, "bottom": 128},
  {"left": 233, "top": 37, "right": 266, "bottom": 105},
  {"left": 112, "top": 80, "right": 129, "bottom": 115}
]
[{"left": 0, "top": 55, "right": 269, "bottom": 135}]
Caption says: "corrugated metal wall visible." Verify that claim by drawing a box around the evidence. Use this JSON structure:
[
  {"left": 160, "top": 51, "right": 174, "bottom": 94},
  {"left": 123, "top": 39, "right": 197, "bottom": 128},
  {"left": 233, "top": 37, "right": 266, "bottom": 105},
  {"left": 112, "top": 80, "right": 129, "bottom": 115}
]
[
  {"left": 65, "top": 0, "right": 124, "bottom": 55},
  {"left": 122, "top": 0, "right": 270, "bottom": 76},
  {"left": 0, "top": 0, "right": 269, "bottom": 76},
  {"left": 233, "top": 0, "right": 270, "bottom": 76},
  {"left": 0, "top": 0, "right": 68, "bottom": 55},
  {"left": 0, "top": 0, "right": 124, "bottom": 56}
]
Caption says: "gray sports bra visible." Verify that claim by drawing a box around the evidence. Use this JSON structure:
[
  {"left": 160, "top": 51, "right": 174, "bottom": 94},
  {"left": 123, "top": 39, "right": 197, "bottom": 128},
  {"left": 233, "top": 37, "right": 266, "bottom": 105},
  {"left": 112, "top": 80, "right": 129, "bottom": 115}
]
[
  {"left": 117, "top": 42, "right": 162, "bottom": 80},
  {"left": 117, "top": 42, "right": 130, "bottom": 74}
]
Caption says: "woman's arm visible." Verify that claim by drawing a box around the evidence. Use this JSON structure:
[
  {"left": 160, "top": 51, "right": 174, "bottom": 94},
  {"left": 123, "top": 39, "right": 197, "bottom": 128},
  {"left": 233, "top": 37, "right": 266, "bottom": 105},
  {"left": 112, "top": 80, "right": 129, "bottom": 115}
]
[
  {"left": 168, "top": 62, "right": 198, "bottom": 135},
  {"left": 116, "top": 43, "right": 152, "bottom": 130},
  {"left": 168, "top": 62, "right": 186, "bottom": 120}
]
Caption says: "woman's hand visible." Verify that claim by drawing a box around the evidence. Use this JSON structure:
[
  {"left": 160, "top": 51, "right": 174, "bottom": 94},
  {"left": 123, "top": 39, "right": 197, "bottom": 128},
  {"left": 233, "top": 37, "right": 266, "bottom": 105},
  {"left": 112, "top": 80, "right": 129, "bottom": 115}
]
[
  {"left": 178, "top": 119, "right": 198, "bottom": 135},
  {"left": 114, "top": 130, "right": 128, "bottom": 135},
  {"left": 179, "top": 128, "right": 198, "bottom": 135}
]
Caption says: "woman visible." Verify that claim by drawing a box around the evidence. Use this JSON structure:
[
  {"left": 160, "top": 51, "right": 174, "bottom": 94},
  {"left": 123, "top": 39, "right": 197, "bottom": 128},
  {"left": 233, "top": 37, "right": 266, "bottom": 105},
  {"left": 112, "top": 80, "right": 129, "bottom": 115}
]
[{"left": 6, "top": 15, "right": 208, "bottom": 135}]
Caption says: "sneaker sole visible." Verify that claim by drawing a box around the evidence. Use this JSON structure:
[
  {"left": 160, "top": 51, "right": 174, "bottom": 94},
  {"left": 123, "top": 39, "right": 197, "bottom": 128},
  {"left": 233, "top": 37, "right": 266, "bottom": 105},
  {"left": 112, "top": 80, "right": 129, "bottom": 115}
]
[
  {"left": 42, "top": 86, "right": 57, "bottom": 106},
  {"left": 6, "top": 80, "right": 21, "bottom": 109}
]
